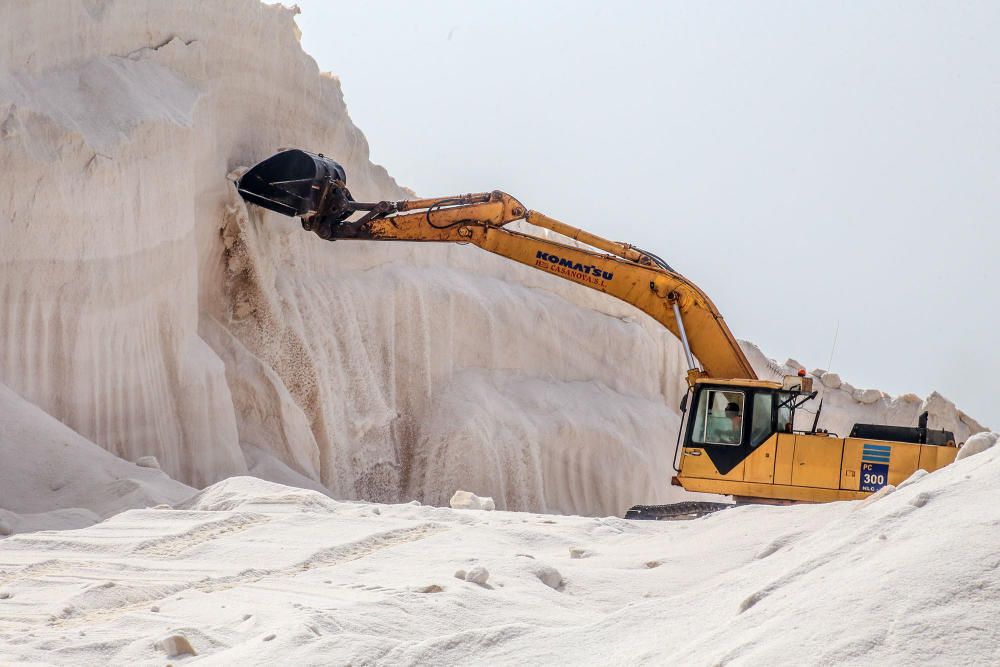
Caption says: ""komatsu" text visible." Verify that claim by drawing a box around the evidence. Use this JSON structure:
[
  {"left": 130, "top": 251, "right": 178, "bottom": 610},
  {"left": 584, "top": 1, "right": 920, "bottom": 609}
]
[{"left": 535, "top": 251, "right": 613, "bottom": 287}]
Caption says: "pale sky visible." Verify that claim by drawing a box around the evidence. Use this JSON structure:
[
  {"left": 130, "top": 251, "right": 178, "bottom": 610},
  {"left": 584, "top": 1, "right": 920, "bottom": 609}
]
[{"left": 295, "top": 1, "right": 998, "bottom": 427}]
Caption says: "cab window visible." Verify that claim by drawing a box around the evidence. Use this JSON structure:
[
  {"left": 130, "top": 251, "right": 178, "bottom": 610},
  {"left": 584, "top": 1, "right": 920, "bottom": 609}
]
[
  {"left": 751, "top": 392, "right": 775, "bottom": 446},
  {"left": 777, "top": 392, "right": 794, "bottom": 433},
  {"left": 692, "top": 389, "right": 744, "bottom": 445}
]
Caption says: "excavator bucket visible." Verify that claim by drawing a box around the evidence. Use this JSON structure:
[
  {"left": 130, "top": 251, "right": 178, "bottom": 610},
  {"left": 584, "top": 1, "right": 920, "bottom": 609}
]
[{"left": 236, "top": 149, "right": 349, "bottom": 218}]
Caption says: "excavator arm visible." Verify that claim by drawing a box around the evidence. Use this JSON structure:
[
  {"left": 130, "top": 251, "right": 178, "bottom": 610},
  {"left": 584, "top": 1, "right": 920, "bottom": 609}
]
[
  {"left": 236, "top": 149, "right": 756, "bottom": 382},
  {"left": 237, "top": 149, "right": 956, "bottom": 514}
]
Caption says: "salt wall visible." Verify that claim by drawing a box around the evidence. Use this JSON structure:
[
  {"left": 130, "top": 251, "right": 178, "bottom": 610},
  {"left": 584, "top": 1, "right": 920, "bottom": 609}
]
[{"left": 0, "top": 0, "right": 984, "bottom": 517}]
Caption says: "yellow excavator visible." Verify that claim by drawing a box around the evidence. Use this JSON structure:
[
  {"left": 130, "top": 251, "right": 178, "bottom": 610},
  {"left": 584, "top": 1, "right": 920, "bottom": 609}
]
[{"left": 236, "top": 149, "right": 959, "bottom": 518}]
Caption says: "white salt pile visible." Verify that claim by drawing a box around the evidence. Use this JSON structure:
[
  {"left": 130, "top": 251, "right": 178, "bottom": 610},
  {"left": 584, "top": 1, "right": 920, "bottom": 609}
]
[
  {"left": 0, "top": 382, "right": 192, "bottom": 533},
  {"left": 0, "top": 0, "right": 987, "bottom": 528}
]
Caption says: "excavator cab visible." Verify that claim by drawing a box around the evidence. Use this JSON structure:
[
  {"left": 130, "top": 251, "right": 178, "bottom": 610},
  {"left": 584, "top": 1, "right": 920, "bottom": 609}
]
[
  {"left": 664, "top": 374, "right": 961, "bottom": 512},
  {"left": 681, "top": 377, "right": 812, "bottom": 475}
]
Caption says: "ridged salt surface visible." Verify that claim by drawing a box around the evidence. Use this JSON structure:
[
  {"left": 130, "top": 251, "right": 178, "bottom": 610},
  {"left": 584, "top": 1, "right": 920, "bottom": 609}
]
[{"left": 3, "top": 449, "right": 1000, "bottom": 663}]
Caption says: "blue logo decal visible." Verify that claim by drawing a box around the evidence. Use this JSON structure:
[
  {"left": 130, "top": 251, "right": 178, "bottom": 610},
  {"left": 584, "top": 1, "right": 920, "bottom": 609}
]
[{"left": 860, "top": 443, "right": 891, "bottom": 492}]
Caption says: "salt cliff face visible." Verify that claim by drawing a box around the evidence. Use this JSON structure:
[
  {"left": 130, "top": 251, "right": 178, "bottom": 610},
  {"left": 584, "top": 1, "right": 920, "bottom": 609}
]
[
  {"left": 0, "top": 0, "right": 689, "bottom": 516},
  {"left": 0, "top": 0, "right": 408, "bottom": 490},
  {"left": 218, "top": 197, "right": 691, "bottom": 513},
  {"left": 0, "top": 0, "right": 985, "bottom": 519}
]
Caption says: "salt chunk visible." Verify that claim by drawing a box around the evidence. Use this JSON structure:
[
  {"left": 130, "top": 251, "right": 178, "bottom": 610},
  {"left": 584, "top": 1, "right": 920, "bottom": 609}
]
[
  {"left": 135, "top": 456, "right": 160, "bottom": 469},
  {"left": 853, "top": 388, "right": 882, "bottom": 404},
  {"left": 417, "top": 584, "right": 443, "bottom": 593},
  {"left": 820, "top": 372, "right": 842, "bottom": 389},
  {"left": 784, "top": 358, "right": 805, "bottom": 371},
  {"left": 465, "top": 566, "right": 490, "bottom": 585},
  {"left": 533, "top": 564, "right": 563, "bottom": 590},
  {"left": 449, "top": 490, "right": 496, "bottom": 511},
  {"left": 155, "top": 634, "right": 197, "bottom": 657}
]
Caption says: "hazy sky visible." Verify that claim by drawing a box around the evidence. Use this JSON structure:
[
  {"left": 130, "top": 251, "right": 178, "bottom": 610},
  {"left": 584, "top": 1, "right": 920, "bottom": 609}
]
[{"left": 295, "top": 1, "right": 998, "bottom": 427}]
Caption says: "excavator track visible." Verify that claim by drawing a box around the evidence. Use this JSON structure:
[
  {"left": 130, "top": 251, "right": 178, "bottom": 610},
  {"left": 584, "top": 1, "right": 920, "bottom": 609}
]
[{"left": 624, "top": 502, "right": 733, "bottom": 521}]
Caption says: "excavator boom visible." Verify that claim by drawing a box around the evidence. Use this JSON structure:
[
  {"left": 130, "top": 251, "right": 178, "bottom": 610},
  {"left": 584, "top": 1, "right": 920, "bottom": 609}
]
[
  {"left": 235, "top": 148, "right": 960, "bottom": 516},
  {"left": 236, "top": 149, "right": 756, "bottom": 381}
]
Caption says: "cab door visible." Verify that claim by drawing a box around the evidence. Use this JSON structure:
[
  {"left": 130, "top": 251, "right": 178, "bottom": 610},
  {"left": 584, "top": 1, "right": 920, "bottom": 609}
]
[{"left": 744, "top": 434, "right": 778, "bottom": 483}]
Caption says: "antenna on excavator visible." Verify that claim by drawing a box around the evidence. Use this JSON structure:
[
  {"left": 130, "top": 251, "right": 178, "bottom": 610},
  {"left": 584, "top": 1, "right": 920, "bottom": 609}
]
[
  {"left": 810, "top": 398, "right": 824, "bottom": 434},
  {"left": 826, "top": 319, "right": 840, "bottom": 371}
]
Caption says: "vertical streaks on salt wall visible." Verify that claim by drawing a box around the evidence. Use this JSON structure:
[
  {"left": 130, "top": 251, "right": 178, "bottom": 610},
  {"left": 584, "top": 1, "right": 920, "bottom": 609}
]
[
  {"left": 0, "top": 0, "right": 407, "bottom": 488},
  {"left": 218, "top": 188, "right": 690, "bottom": 514}
]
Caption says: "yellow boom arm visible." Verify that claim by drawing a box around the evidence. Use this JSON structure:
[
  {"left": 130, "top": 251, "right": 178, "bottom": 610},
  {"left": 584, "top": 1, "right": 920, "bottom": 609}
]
[{"left": 305, "top": 190, "right": 756, "bottom": 381}]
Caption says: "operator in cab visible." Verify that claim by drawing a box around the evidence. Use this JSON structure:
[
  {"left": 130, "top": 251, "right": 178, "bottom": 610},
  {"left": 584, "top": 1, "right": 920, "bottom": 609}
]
[{"left": 720, "top": 401, "right": 743, "bottom": 444}]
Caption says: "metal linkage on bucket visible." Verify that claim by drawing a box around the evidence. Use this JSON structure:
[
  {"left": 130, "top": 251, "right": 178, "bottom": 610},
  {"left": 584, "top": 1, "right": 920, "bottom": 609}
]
[{"left": 236, "top": 149, "right": 397, "bottom": 238}]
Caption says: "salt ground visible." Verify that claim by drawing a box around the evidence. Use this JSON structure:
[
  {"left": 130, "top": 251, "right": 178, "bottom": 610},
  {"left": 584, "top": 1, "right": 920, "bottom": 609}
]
[{"left": 2, "top": 443, "right": 1000, "bottom": 665}]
